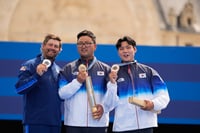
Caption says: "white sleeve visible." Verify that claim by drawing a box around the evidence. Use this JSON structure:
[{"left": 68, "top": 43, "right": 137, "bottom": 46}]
[
  {"left": 58, "top": 79, "right": 82, "bottom": 99},
  {"left": 152, "top": 89, "right": 170, "bottom": 111},
  {"left": 102, "top": 81, "right": 119, "bottom": 113}
]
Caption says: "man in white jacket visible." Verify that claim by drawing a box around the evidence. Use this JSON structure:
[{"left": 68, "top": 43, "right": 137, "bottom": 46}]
[
  {"left": 103, "top": 36, "right": 170, "bottom": 133},
  {"left": 58, "top": 30, "right": 117, "bottom": 133}
]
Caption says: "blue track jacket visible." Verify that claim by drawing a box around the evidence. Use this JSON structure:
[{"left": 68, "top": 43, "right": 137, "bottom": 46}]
[{"left": 15, "top": 54, "right": 62, "bottom": 126}]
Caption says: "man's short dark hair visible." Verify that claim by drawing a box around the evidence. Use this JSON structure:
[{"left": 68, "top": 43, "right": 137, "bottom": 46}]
[
  {"left": 77, "top": 30, "right": 96, "bottom": 44},
  {"left": 116, "top": 36, "right": 136, "bottom": 50}
]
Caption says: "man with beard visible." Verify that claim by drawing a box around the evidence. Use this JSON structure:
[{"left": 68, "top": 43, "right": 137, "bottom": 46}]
[{"left": 15, "top": 34, "right": 63, "bottom": 133}]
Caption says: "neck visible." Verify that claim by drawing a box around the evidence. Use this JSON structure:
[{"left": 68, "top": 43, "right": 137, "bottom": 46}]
[
  {"left": 81, "top": 56, "right": 94, "bottom": 61},
  {"left": 122, "top": 60, "right": 135, "bottom": 63}
]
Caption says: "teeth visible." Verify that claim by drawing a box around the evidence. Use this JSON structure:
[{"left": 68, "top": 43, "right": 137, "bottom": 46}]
[
  {"left": 124, "top": 53, "right": 129, "bottom": 56},
  {"left": 48, "top": 49, "right": 56, "bottom": 53}
]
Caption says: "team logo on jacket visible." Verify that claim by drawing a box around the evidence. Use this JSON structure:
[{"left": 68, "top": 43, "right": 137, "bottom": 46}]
[
  {"left": 117, "top": 78, "right": 124, "bottom": 82},
  {"left": 97, "top": 71, "right": 104, "bottom": 76},
  {"left": 72, "top": 71, "right": 79, "bottom": 75},
  {"left": 139, "top": 73, "right": 146, "bottom": 78}
]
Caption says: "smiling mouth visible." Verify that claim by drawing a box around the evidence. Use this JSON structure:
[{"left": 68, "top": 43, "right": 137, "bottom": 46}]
[
  {"left": 47, "top": 49, "right": 56, "bottom": 53},
  {"left": 81, "top": 48, "right": 88, "bottom": 52},
  {"left": 123, "top": 53, "right": 129, "bottom": 57}
]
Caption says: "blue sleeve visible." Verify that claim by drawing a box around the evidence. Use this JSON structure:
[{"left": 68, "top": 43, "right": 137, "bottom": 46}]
[{"left": 15, "top": 62, "right": 40, "bottom": 94}]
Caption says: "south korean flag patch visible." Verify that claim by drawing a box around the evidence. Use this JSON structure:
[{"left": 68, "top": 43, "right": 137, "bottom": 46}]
[
  {"left": 97, "top": 71, "right": 105, "bottom": 76},
  {"left": 139, "top": 73, "right": 146, "bottom": 78}
]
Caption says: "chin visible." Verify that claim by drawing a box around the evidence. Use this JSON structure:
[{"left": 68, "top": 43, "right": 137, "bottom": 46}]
[{"left": 46, "top": 56, "right": 55, "bottom": 60}]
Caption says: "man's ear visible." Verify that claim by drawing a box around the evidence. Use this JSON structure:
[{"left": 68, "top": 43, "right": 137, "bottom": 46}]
[
  {"left": 134, "top": 47, "right": 137, "bottom": 53},
  {"left": 40, "top": 44, "right": 43, "bottom": 53},
  {"left": 59, "top": 48, "right": 62, "bottom": 54}
]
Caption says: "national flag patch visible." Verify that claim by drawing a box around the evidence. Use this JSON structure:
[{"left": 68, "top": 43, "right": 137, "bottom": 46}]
[
  {"left": 97, "top": 71, "right": 104, "bottom": 76},
  {"left": 139, "top": 73, "right": 146, "bottom": 78},
  {"left": 20, "top": 66, "right": 27, "bottom": 71}
]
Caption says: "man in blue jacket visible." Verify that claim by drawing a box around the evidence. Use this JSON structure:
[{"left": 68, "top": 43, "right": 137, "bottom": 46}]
[{"left": 15, "top": 33, "right": 63, "bottom": 133}]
